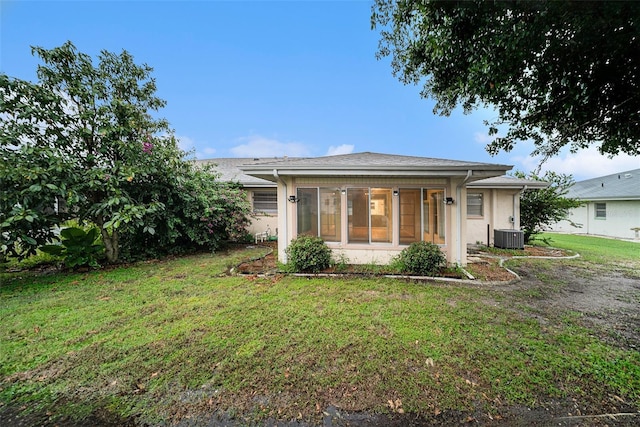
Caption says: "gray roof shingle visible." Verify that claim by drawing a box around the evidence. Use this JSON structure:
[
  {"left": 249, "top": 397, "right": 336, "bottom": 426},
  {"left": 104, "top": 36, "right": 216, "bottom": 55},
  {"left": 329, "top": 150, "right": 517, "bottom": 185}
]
[
  {"left": 239, "top": 152, "right": 512, "bottom": 181},
  {"left": 565, "top": 169, "right": 640, "bottom": 200}
]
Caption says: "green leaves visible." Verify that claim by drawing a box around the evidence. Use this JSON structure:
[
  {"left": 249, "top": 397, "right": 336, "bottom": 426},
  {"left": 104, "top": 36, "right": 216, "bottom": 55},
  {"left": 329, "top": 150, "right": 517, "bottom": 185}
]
[
  {"left": 372, "top": 0, "right": 640, "bottom": 159},
  {"left": 41, "top": 226, "right": 104, "bottom": 269},
  {"left": 515, "top": 171, "right": 584, "bottom": 243}
]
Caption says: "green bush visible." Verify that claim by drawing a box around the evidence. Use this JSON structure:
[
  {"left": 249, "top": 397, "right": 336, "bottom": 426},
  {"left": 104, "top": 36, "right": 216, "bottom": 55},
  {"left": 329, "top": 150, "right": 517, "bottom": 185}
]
[
  {"left": 395, "top": 241, "right": 446, "bottom": 276},
  {"left": 285, "top": 235, "right": 332, "bottom": 273},
  {"left": 40, "top": 226, "right": 104, "bottom": 269}
]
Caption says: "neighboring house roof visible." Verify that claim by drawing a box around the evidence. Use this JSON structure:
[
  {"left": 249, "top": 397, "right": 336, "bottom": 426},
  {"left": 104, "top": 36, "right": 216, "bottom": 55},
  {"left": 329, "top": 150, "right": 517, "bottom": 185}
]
[
  {"left": 468, "top": 176, "right": 548, "bottom": 189},
  {"left": 195, "top": 158, "right": 281, "bottom": 188},
  {"left": 239, "top": 152, "right": 512, "bottom": 181},
  {"left": 564, "top": 169, "right": 640, "bottom": 201}
]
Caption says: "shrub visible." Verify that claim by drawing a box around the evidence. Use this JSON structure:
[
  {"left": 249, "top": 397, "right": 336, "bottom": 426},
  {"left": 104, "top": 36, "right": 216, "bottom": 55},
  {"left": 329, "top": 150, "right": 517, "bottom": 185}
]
[
  {"left": 40, "top": 226, "right": 104, "bottom": 269},
  {"left": 395, "top": 241, "right": 446, "bottom": 276},
  {"left": 285, "top": 235, "right": 332, "bottom": 273}
]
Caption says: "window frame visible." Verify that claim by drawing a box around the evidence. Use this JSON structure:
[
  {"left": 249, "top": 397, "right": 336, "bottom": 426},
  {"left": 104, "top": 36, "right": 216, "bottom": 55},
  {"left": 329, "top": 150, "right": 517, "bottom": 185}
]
[
  {"left": 594, "top": 202, "right": 607, "bottom": 219},
  {"left": 466, "top": 192, "right": 484, "bottom": 217},
  {"left": 252, "top": 190, "right": 278, "bottom": 214}
]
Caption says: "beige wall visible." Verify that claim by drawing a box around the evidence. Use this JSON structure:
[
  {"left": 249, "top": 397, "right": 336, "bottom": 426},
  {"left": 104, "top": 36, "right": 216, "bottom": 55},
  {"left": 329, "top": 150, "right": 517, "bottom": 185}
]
[
  {"left": 245, "top": 188, "right": 278, "bottom": 237},
  {"left": 275, "top": 176, "right": 469, "bottom": 266},
  {"left": 466, "top": 188, "right": 522, "bottom": 246}
]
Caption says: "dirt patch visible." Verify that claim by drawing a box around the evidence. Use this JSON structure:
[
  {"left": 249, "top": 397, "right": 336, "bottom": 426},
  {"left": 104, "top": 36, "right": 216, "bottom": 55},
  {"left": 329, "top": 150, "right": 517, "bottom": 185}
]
[{"left": 496, "top": 261, "right": 640, "bottom": 351}]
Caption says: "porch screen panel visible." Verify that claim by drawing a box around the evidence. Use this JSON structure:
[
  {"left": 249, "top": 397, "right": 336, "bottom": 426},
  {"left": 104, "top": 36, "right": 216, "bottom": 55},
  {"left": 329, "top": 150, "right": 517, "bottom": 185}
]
[
  {"left": 297, "top": 188, "right": 318, "bottom": 237},
  {"left": 423, "top": 189, "right": 445, "bottom": 244},
  {"left": 370, "top": 188, "right": 392, "bottom": 243},
  {"left": 320, "top": 188, "right": 341, "bottom": 241},
  {"left": 399, "top": 189, "right": 421, "bottom": 244},
  {"left": 347, "top": 188, "right": 369, "bottom": 243}
]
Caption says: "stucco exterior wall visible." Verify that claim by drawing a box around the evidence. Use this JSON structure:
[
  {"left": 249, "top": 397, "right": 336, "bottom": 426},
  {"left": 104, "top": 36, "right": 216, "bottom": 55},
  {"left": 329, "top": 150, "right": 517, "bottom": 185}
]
[
  {"left": 550, "top": 200, "right": 640, "bottom": 240},
  {"left": 244, "top": 188, "right": 278, "bottom": 237},
  {"left": 275, "top": 176, "right": 468, "bottom": 266},
  {"left": 466, "top": 189, "right": 522, "bottom": 246}
]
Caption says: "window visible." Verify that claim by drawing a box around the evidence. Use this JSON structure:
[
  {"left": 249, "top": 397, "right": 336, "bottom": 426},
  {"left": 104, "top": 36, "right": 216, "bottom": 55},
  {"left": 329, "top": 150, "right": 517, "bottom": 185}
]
[
  {"left": 297, "top": 188, "right": 319, "bottom": 236},
  {"left": 467, "top": 193, "right": 483, "bottom": 217},
  {"left": 398, "top": 188, "right": 445, "bottom": 245},
  {"left": 423, "top": 189, "right": 445, "bottom": 244},
  {"left": 595, "top": 203, "right": 606, "bottom": 219},
  {"left": 347, "top": 188, "right": 369, "bottom": 243},
  {"left": 296, "top": 188, "right": 341, "bottom": 242},
  {"left": 347, "top": 188, "right": 392, "bottom": 244},
  {"left": 399, "top": 189, "right": 421, "bottom": 244},
  {"left": 253, "top": 190, "right": 277, "bottom": 213},
  {"left": 320, "top": 188, "right": 341, "bottom": 241},
  {"left": 296, "top": 186, "right": 446, "bottom": 246}
]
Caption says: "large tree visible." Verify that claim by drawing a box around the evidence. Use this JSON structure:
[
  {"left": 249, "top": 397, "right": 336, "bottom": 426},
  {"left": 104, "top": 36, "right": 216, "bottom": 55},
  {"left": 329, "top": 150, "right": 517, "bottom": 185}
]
[
  {"left": 1, "top": 42, "right": 171, "bottom": 262},
  {"left": 1, "top": 42, "right": 252, "bottom": 264},
  {"left": 372, "top": 0, "right": 640, "bottom": 160}
]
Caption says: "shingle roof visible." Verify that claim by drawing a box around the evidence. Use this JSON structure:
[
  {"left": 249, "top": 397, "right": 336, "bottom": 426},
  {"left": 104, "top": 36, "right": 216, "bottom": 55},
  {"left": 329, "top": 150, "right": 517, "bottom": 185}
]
[
  {"left": 565, "top": 169, "right": 640, "bottom": 200},
  {"left": 194, "top": 158, "right": 282, "bottom": 187},
  {"left": 239, "top": 152, "right": 512, "bottom": 181}
]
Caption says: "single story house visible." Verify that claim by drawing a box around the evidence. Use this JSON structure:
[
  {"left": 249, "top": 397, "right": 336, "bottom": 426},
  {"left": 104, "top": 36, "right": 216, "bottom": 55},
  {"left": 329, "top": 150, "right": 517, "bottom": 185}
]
[
  {"left": 210, "top": 152, "right": 545, "bottom": 266},
  {"left": 548, "top": 168, "right": 640, "bottom": 240}
]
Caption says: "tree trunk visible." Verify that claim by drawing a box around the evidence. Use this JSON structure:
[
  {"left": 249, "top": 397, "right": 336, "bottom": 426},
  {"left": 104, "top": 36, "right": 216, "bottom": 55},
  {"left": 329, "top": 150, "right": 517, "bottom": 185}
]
[
  {"left": 96, "top": 215, "right": 119, "bottom": 263},
  {"left": 101, "top": 227, "right": 119, "bottom": 263}
]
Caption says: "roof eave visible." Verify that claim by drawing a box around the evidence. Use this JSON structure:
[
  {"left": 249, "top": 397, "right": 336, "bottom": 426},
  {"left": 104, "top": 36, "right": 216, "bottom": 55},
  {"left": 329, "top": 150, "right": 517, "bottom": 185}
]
[{"left": 241, "top": 166, "right": 512, "bottom": 181}]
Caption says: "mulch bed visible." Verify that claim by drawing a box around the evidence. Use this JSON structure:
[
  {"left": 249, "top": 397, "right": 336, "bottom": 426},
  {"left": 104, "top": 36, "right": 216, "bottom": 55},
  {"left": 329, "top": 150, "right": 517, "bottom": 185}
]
[{"left": 236, "top": 244, "right": 572, "bottom": 282}]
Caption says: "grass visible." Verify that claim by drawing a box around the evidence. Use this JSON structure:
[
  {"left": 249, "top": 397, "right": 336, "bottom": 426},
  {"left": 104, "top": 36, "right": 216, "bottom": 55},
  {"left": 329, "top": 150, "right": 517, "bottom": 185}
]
[
  {"left": 1, "top": 237, "right": 639, "bottom": 425},
  {"left": 535, "top": 232, "right": 639, "bottom": 266}
]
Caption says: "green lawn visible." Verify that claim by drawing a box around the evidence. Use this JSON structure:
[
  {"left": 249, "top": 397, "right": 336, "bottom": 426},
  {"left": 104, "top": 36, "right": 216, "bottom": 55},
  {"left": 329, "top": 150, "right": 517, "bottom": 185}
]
[
  {"left": 1, "top": 238, "right": 639, "bottom": 425},
  {"left": 537, "top": 232, "right": 640, "bottom": 264}
]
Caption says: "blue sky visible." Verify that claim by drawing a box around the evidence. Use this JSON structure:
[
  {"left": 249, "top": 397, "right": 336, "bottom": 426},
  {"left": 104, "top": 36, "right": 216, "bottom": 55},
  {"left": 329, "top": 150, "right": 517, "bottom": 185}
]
[{"left": 2, "top": 0, "right": 637, "bottom": 181}]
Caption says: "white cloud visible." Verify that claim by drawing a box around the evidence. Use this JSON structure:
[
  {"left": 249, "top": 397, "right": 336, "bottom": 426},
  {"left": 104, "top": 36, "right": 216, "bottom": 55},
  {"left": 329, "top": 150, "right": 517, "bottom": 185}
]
[
  {"left": 473, "top": 131, "right": 497, "bottom": 145},
  {"left": 326, "top": 144, "right": 355, "bottom": 156},
  {"left": 230, "top": 135, "right": 312, "bottom": 158},
  {"left": 513, "top": 146, "right": 640, "bottom": 181}
]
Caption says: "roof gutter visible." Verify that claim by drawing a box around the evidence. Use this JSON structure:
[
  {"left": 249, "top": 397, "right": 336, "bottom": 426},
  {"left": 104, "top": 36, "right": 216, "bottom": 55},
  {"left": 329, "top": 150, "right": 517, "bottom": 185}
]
[
  {"left": 513, "top": 185, "right": 528, "bottom": 230},
  {"left": 456, "top": 170, "right": 473, "bottom": 265}
]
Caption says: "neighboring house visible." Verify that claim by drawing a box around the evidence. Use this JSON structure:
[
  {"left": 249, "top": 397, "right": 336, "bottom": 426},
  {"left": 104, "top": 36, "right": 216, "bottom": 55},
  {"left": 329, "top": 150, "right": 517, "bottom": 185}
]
[
  {"left": 195, "top": 158, "right": 282, "bottom": 237},
  {"left": 466, "top": 175, "right": 548, "bottom": 246},
  {"left": 236, "top": 152, "right": 535, "bottom": 266},
  {"left": 549, "top": 169, "right": 640, "bottom": 240}
]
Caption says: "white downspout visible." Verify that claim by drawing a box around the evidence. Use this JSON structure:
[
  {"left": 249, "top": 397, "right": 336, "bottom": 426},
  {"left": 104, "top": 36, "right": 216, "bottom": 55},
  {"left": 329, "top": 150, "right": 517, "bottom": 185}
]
[
  {"left": 273, "top": 169, "right": 288, "bottom": 263},
  {"left": 513, "top": 185, "right": 528, "bottom": 230},
  {"left": 456, "top": 170, "right": 473, "bottom": 265}
]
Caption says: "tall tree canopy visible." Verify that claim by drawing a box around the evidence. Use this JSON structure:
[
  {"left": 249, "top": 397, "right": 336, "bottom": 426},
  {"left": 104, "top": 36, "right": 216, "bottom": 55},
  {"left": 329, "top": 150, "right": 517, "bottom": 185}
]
[
  {"left": 372, "top": 0, "right": 640, "bottom": 160},
  {"left": 1, "top": 42, "right": 252, "bottom": 263},
  {"left": 1, "top": 42, "right": 170, "bottom": 262}
]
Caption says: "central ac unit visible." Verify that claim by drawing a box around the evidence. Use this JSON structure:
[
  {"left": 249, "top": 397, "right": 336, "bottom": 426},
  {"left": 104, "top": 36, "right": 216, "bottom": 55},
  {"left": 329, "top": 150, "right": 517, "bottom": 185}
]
[{"left": 494, "top": 229, "right": 524, "bottom": 249}]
